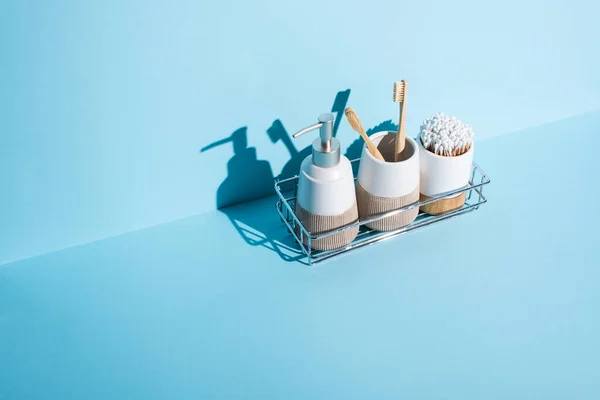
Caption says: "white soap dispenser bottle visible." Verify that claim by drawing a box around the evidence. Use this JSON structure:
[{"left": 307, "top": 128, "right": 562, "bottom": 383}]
[{"left": 293, "top": 113, "right": 359, "bottom": 251}]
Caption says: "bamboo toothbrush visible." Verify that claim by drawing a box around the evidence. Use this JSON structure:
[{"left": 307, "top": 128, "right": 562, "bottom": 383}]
[
  {"left": 345, "top": 108, "right": 385, "bottom": 161},
  {"left": 393, "top": 80, "right": 407, "bottom": 161}
]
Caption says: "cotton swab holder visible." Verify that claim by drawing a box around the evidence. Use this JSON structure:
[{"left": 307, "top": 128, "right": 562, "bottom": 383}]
[
  {"left": 418, "top": 113, "right": 475, "bottom": 215},
  {"left": 356, "top": 132, "right": 420, "bottom": 231}
]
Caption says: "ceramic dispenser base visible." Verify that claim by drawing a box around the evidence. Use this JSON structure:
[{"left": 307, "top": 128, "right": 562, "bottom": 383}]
[
  {"left": 295, "top": 203, "right": 359, "bottom": 251},
  {"left": 419, "top": 192, "right": 466, "bottom": 215}
]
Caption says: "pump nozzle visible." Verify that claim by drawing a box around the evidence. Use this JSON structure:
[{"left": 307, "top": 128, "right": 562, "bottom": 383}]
[{"left": 293, "top": 113, "right": 340, "bottom": 168}]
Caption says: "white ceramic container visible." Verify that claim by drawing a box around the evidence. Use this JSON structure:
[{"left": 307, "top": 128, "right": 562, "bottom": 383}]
[
  {"left": 418, "top": 138, "right": 474, "bottom": 214},
  {"left": 356, "top": 132, "right": 420, "bottom": 231}
]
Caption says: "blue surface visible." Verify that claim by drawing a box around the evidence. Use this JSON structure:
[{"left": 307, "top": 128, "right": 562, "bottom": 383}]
[
  {"left": 2, "top": 0, "right": 600, "bottom": 264},
  {"left": 1, "top": 113, "right": 599, "bottom": 398}
]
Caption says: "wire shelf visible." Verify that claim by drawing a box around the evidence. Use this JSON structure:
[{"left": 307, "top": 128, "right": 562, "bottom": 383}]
[{"left": 275, "top": 159, "right": 491, "bottom": 265}]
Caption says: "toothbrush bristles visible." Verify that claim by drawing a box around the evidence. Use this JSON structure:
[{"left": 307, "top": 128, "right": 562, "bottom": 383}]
[
  {"left": 393, "top": 81, "right": 406, "bottom": 102},
  {"left": 344, "top": 108, "right": 365, "bottom": 134}
]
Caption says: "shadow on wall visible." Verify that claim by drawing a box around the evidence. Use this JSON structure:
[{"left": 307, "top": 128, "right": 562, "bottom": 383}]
[
  {"left": 201, "top": 88, "right": 352, "bottom": 209},
  {"left": 267, "top": 89, "right": 351, "bottom": 181},
  {"left": 200, "top": 88, "right": 398, "bottom": 263},
  {"left": 200, "top": 127, "right": 274, "bottom": 209}
]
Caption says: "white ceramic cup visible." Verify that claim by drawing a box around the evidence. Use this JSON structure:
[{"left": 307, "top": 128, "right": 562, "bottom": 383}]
[
  {"left": 418, "top": 138, "right": 474, "bottom": 197},
  {"left": 356, "top": 132, "right": 420, "bottom": 231}
]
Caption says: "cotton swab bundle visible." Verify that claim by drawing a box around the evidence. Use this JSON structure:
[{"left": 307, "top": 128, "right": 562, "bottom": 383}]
[{"left": 419, "top": 113, "right": 474, "bottom": 157}]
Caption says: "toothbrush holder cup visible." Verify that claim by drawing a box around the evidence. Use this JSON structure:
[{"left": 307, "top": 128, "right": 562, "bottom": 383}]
[
  {"left": 356, "top": 132, "right": 420, "bottom": 231},
  {"left": 418, "top": 139, "right": 474, "bottom": 215}
]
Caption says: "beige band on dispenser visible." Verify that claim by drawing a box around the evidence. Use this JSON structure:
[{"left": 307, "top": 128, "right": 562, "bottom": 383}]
[
  {"left": 356, "top": 183, "right": 419, "bottom": 231},
  {"left": 295, "top": 203, "right": 359, "bottom": 251}
]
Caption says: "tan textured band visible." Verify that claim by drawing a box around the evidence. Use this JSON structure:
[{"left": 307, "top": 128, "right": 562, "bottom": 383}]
[
  {"left": 295, "top": 203, "right": 359, "bottom": 251},
  {"left": 356, "top": 183, "right": 419, "bottom": 231}
]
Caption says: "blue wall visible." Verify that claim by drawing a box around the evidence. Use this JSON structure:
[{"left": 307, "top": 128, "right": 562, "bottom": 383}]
[{"left": 1, "top": 0, "right": 599, "bottom": 264}]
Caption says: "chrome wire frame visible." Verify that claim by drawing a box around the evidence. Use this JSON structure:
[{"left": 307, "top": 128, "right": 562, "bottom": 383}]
[{"left": 275, "top": 159, "right": 491, "bottom": 266}]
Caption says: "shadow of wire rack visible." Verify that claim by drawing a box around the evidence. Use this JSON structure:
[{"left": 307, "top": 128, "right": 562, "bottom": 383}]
[{"left": 275, "top": 159, "right": 490, "bottom": 266}]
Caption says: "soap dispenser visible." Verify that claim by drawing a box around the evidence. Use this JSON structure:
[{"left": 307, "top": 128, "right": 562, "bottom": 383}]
[{"left": 293, "top": 113, "right": 359, "bottom": 250}]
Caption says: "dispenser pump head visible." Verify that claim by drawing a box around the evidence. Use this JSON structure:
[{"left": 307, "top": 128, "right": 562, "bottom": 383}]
[{"left": 293, "top": 113, "right": 341, "bottom": 168}]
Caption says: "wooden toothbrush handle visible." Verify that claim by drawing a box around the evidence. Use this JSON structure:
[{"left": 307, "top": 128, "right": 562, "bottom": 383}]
[
  {"left": 359, "top": 130, "right": 385, "bottom": 161},
  {"left": 344, "top": 107, "right": 386, "bottom": 161},
  {"left": 395, "top": 101, "right": 406, "bottom": 161}
]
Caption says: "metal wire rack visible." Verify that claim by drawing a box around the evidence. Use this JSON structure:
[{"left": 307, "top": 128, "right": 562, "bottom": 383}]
[{"left": 275, "top": 159, "right": 491, "bottom": 265}]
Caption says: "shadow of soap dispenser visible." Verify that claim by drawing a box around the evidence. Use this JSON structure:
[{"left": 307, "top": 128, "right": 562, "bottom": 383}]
[{"left": 293, "top": 113, "right": 359, "bottom": 251}]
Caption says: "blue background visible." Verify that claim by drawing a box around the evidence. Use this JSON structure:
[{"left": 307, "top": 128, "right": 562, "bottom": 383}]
[
  {"left": 1, "top": 114, "right": 599, "bottom": 398},
  {"left": 1, "top": 1, "right": 600, "bottom": 398},
  {"left": 2, "top": 0, "right": 600, "bottom": 264}
]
